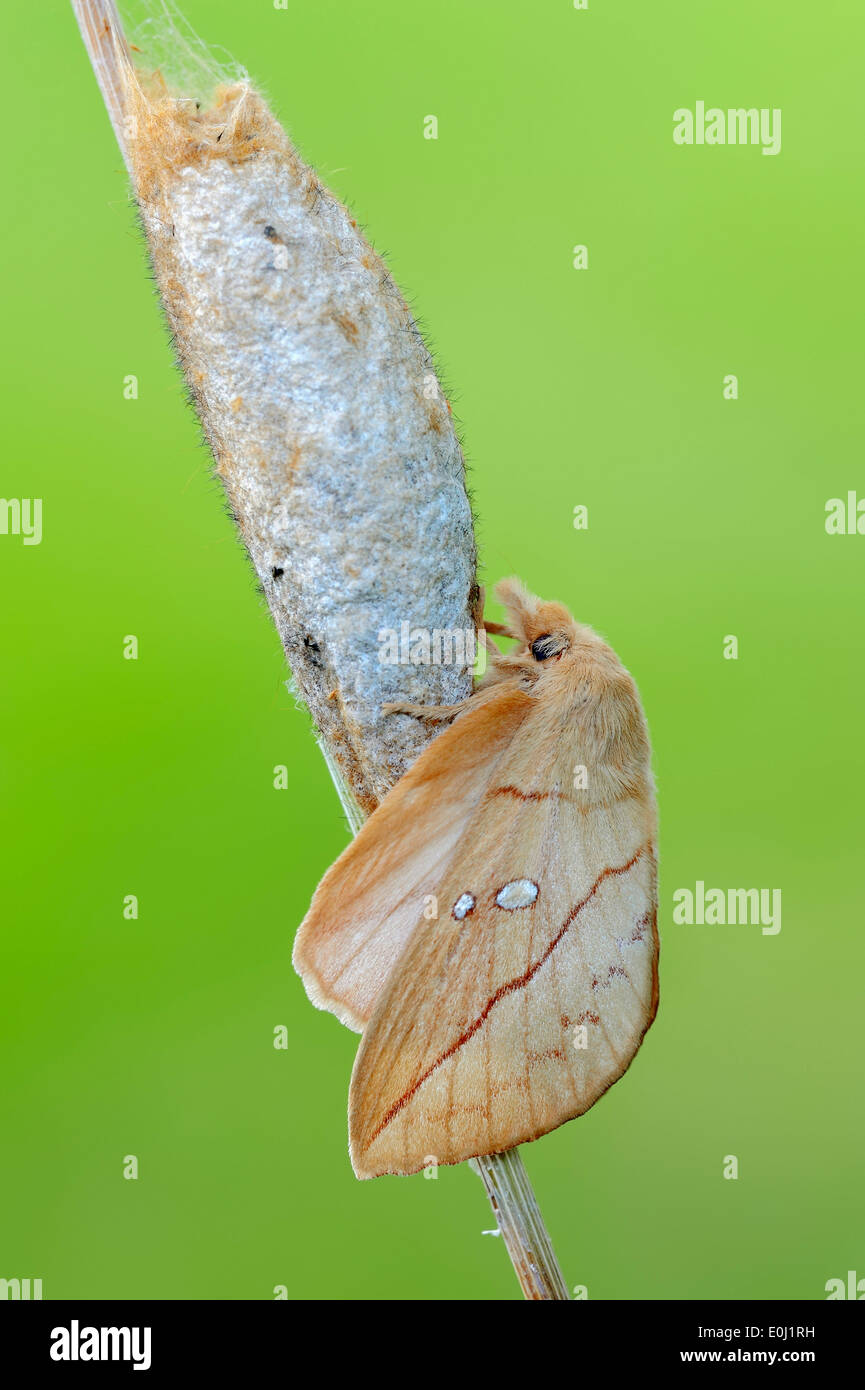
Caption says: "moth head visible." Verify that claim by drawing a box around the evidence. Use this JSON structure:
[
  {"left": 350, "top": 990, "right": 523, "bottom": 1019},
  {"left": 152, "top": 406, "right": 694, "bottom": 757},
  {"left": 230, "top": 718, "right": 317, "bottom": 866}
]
[
  {"left": 530, "top": 629, "right": 570, "bottom": 663},
  {"left": 494, "top": 579, "right": 577, "bottom": 662}
]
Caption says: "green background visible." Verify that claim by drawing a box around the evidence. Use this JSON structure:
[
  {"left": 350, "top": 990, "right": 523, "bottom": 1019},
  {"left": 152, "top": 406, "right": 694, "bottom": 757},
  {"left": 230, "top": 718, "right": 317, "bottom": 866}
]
[{"left": 2, "top": 0, "right": 862, "bottom": 1301}]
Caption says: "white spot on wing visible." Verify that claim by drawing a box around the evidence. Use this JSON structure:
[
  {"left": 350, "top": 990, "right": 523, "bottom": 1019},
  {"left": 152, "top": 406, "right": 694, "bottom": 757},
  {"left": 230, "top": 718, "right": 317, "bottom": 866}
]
[
  {"left": 452, "top": 892, "right": 475, "bottom": 921},
  {"left": 495, "top": 879, "right": 539, "bottom": 910}
]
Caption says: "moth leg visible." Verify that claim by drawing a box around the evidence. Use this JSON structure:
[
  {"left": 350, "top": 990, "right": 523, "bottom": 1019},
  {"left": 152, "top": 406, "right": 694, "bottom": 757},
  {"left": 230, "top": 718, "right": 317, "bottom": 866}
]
[
  {"left": 484, "top": 620, "right": 516, "bottom": 640},
  {"left": 382, "top": 697, "right": 473, "bottom": 724}
]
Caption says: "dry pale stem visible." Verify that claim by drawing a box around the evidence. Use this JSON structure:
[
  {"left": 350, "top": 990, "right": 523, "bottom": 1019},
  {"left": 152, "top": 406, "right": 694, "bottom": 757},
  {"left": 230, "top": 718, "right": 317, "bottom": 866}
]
[
  {"left": 71, "top": 0, "right": 569, "bottom": 1301},
  {"left": 472, "top": 1151, "right": 571, "bottom": 1301}
]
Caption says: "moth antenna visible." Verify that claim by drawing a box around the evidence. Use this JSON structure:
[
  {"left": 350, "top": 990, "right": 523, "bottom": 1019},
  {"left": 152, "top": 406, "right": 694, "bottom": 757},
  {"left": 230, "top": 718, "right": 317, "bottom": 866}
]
[{"left": 493, "top": 576, "right": 539, "bottom": 643}]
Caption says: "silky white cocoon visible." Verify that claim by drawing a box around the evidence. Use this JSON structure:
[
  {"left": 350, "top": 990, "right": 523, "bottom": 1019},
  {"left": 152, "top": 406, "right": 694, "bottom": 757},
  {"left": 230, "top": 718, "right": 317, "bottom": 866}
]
[{"left": 126, "top": 78, "right": 477, "bottom": 812}]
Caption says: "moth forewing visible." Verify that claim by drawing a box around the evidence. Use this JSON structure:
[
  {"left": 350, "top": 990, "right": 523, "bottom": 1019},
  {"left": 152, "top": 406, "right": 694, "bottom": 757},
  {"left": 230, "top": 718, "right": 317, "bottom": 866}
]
[
  {"left": 292, "top": 685, "right": 535, "bottom": 1031},
  {"left": 348, "top": 617, "right": 658, "bottom": 1178}
]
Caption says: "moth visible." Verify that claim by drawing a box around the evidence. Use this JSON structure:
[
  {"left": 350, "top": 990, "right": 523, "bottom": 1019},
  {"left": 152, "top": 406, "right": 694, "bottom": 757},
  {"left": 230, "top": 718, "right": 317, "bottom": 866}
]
[{"left": 293, "top": 579, "right": 658, "bottom": 1178}]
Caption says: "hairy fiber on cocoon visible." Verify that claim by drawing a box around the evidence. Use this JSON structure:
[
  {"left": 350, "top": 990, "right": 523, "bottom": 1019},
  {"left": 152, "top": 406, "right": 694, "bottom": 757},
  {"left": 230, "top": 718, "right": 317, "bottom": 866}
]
[{"left": 85, "top": 4, "right": 478, "bottom": 815}]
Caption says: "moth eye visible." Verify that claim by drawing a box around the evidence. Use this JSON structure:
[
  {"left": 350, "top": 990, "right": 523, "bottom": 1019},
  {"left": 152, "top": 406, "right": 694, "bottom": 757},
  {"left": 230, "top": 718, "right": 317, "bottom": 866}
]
[
  {"left": 530, "top": 634, "right": 563, "bottom": 662},
  {"left": 452, "top": 893, "right": 475, "bottom": 921},
  {"left": 495, "top": 879, "right": 539, "bottom": 910}
]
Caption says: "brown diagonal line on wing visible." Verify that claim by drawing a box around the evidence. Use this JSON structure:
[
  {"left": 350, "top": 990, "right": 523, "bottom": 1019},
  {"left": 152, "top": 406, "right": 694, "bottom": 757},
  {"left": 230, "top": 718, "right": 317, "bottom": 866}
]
[
  {"left": 489, "top": 784, "right": 639, "bottom": 813},
  {"left": 362, "top": 842, "right": 651, "bottom": 1150}
]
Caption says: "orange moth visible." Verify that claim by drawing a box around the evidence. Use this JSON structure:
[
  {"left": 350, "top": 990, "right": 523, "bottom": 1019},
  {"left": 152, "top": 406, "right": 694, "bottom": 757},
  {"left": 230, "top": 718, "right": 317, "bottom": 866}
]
[{"left": 294, "top": 578, "right": 659, "bottom": 1179}]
